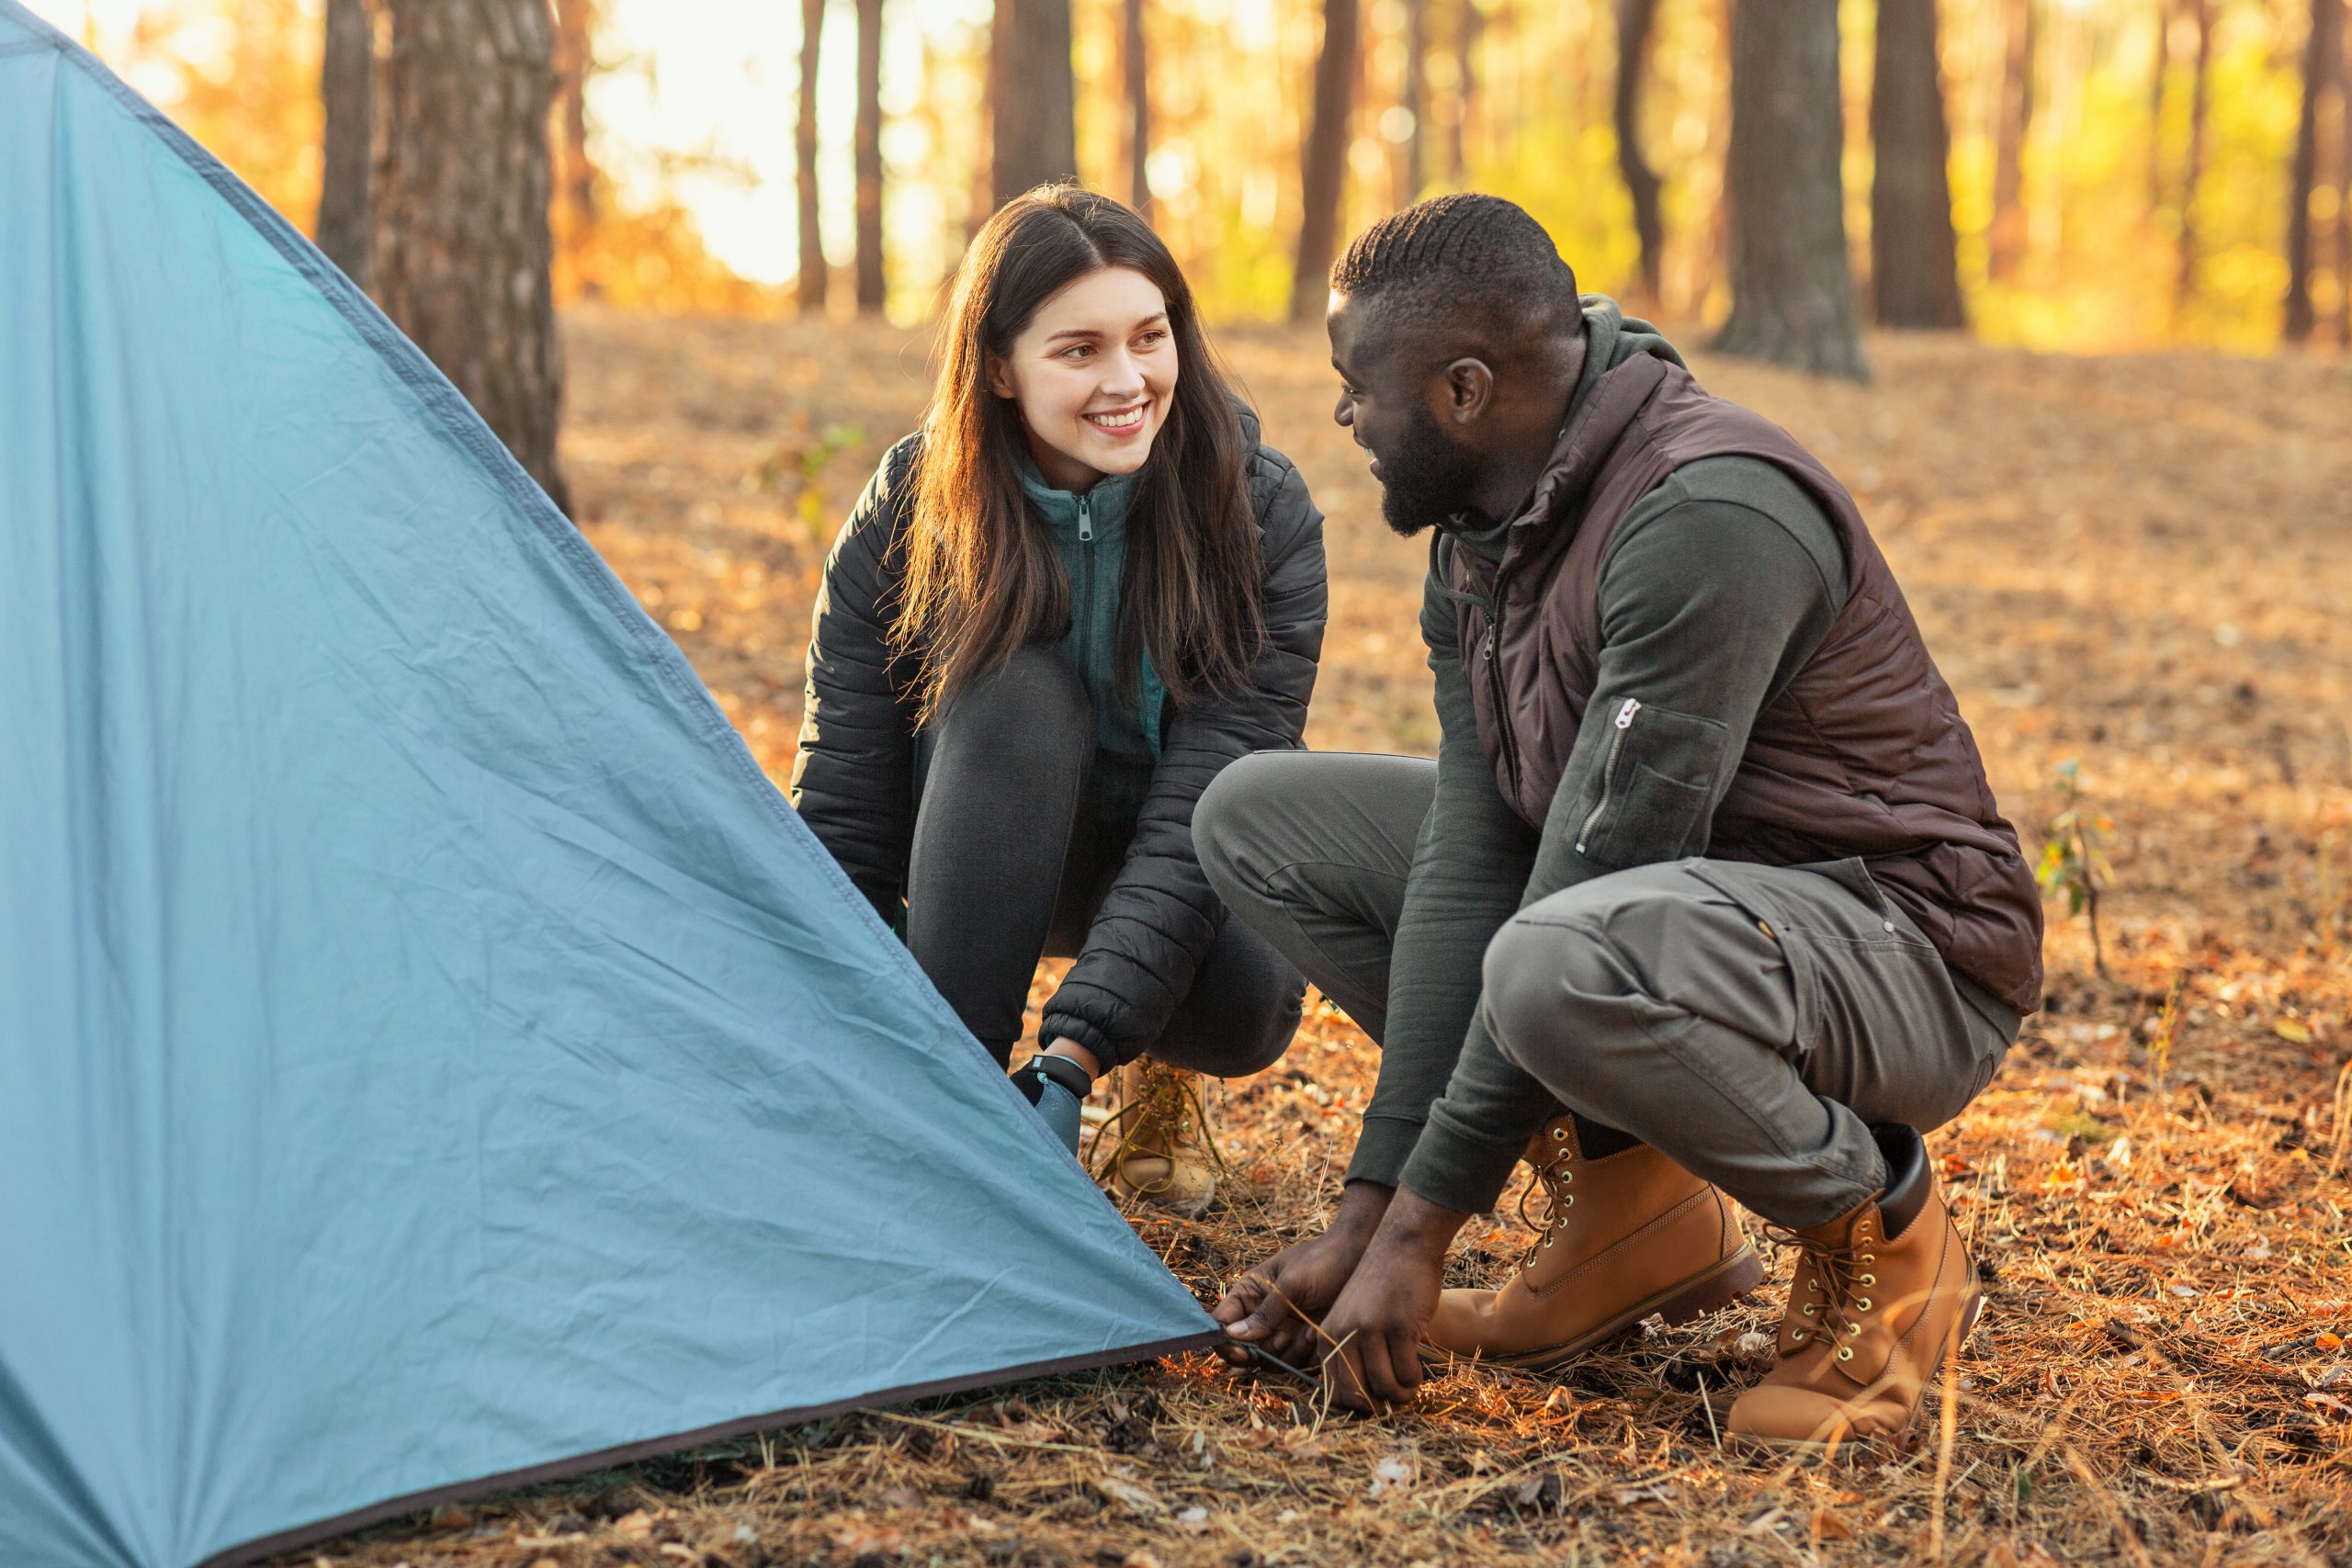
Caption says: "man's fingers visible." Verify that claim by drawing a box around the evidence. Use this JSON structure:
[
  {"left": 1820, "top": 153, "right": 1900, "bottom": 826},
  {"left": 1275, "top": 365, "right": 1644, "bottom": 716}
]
[
  {"left": 1212, "top": 1272, "right": 1267, "bottom": 1326},
  {"left": 1387, "top": 1328, "right": 1426, "bottom": 1396}
]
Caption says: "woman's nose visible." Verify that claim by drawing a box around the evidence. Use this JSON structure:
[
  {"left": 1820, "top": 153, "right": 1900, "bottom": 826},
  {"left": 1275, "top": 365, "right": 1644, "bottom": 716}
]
[{"left": 1098, "top": 351, "right": 1147, "bottom": 399}]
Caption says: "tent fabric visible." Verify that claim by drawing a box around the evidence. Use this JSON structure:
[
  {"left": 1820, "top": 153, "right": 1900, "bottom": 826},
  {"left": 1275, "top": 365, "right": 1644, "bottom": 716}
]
[{"left": 0, "top": 8, "right": 1220, "bottom": 1565}]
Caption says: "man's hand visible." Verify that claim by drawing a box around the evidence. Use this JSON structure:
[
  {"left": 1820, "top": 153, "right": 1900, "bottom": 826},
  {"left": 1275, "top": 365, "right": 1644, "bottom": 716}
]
[
  {"left": 1314, "top": 1190, "right": 1469, "bottom": 1413},
  {"left": 1214, "top": 1182, "right": 1391, "bottom": 1370}
]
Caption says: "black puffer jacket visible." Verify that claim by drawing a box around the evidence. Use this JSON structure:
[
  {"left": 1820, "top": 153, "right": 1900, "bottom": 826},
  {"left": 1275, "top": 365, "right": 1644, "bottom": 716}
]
[{"left": 789, "top": 405, "right": 1328, "bottom": 1066}]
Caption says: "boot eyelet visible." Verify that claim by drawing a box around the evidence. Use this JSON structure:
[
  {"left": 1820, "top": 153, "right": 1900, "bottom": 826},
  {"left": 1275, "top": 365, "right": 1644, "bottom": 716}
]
[
  {"left": 1803, "top": 1304, "right": 1816, "bottom": 1317},
  {"left": 1846, "top": 1323, "right": 1861, "bottom": 1337},
  {"left": 1861, "top": 1254, "right": 1875, "bottom": 1263},
  {"left": 1561, "top": 1195, "right": 1575, "bottom": 1207},
  {"left": 1860, "top": 1273, "right": 1876, "bottom": 1285},
  {"left": 1856, "top": 1297, "right": 1872, "bottom": 1312},
  {"left": 1790, "top": 1330, "right": 1806, "bottom": 1343},
  {"left": 1553, "top": 1128, "right": 1567, "bottom": 1141},
  {"left": 1838, "top": 1347, "right": 1854, "bottom": 1361}
]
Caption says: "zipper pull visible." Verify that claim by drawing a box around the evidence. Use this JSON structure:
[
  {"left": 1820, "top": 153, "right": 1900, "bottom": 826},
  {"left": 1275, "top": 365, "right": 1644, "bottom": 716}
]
[
  {"left": 1077, "top": 495, "right": 1093, "bottom": 543},
  {"left": 1614, "top": 697, "right": 1641, "bottom": 729}
]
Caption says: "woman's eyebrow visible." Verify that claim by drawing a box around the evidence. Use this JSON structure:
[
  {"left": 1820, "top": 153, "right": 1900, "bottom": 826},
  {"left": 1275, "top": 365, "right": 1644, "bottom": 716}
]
[{"left": 1045, "top": 313, "right": 1169, "bottom": 344}]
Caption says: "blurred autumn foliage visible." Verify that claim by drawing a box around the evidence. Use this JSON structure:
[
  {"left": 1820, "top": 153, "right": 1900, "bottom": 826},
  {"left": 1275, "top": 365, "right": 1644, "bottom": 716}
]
[{"left": 58, "top": 0, "right": 2352, "bottom": 349}]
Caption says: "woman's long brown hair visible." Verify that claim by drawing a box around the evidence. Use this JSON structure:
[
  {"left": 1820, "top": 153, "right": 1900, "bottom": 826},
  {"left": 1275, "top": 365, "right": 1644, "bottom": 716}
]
[{"left": 893, "top": 186, "right": 1262, "bottom": 726}]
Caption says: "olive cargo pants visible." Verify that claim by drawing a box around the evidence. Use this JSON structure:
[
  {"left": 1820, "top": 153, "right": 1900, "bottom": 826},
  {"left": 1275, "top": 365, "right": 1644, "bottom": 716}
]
[{"left": 1194, "top": 751, "right": 2015, "bottom": 1226}]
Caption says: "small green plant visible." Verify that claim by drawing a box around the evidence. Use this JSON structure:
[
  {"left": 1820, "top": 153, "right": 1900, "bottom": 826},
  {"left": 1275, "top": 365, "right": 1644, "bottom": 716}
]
[
  {"left": 2037, "top": 760, "right": 2113, "bottom": 979},
  {"left": 748, "top": 419, "right": 866, "bottom": 545}
]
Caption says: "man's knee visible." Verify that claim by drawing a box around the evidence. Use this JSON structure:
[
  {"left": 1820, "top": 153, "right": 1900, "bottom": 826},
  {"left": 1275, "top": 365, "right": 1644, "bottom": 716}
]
[
  {"left": 1193, "top": 751, "right": 1295, "bottom": 909},
  {"left": 1482, "top": 910, "right": 1623, "bottom": 1066}
]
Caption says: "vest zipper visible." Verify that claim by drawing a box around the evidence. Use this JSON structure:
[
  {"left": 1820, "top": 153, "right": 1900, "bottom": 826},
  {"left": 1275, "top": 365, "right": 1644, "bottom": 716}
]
[
  {"left": 1482, "top": 603, "right": 1524, "bottom": 797},
  {"left": 1575, "top": 697, "right": 1643, "bottom": 854}
]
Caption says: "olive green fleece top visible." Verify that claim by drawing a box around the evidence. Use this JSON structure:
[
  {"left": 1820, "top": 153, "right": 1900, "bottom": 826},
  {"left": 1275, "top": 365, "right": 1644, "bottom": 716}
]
[{"left": 1347, "top": 299, "right": 1854, "bottom": 1213}]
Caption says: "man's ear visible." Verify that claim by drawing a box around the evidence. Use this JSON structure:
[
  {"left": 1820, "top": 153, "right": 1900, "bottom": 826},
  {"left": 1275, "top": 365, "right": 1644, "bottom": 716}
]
[
  {"left": 1442, "top": 357, "right": 1496, "bottom": 426},
  {"left": 985, "top": 353, "right": 1015, "bottom": 400}
]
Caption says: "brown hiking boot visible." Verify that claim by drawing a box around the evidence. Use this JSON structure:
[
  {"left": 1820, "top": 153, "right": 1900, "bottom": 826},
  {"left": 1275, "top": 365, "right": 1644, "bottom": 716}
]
[
  {"left": 1423, "top": 1118, "right": 1764, "bottom": 1370},
  {"left": 1726, "top": 1123, "right": 1984, "bottom": 1453},
  {"left": 1090, "top": 1058, "right": 1220, "bottom": 1215}
]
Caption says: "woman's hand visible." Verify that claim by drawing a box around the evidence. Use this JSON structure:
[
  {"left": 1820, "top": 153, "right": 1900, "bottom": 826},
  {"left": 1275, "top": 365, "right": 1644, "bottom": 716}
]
[{"left": 1213, "top": 1182, "right": 1391, "bottom": 1370}]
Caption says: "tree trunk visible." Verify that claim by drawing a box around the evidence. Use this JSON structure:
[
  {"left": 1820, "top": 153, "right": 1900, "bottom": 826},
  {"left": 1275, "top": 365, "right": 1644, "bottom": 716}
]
[
  {"left": 1613, "top": 0, "right": 1665, "bottom": 301},
  {"left": 1871, "top": 0, "right": 1966, "bottom": 327},
  {"left": 1988, "top": 0, "right": 2034, "bottom": 280},
  {"left": 1124, "top": 0, "right": 1151, "bottom": 219},
  {"left": 854, "top": 0, "right": 886, "bottom": 313},
  {"left": 1713, "top": 0, "right": 1869, "bottom": 378},
  {"left": 1292, "top": 0, "right": 1361, "bottom": 321},
  {"left": 990, "top": 0, "right": 1077, "bottom": 204},
  {"left": 371, "top": 0, "right": 567, "bottom": 512},
  {"left": 1449, "top": 0, "right": 1480, "bottom": 182},
  {"left": 316, "top": 0, "right": 372, "bottom": 288},
  {"left": 551, "top": 0, "right": 595, "bottom": 232},
  {"left": 797, "top": 0, "right": 827, "bottom": 312},
  {"left": 1401, "top": 0, "right": 1428, "bottom": 206},
  {"left": 2283, "top": 0, "right": 2343, "bottom": 341},
  {"left": 2173, "top": 0, "right": 2211, "bottom": 319}
]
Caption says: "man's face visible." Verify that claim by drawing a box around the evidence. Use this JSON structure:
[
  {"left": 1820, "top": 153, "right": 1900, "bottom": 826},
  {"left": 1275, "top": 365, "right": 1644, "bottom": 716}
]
[{"left": 1328, "top": 292, "right": 1482, "bottom": 538}]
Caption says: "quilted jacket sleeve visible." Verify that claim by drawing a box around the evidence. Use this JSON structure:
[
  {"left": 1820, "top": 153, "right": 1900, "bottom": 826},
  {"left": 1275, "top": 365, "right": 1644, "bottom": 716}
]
[
  {"left": 1037, "top": 440, "right": 1329, "bottom": 1067},
  {"left": 787, "top": 436, "right": 923, "bottom": 924}
]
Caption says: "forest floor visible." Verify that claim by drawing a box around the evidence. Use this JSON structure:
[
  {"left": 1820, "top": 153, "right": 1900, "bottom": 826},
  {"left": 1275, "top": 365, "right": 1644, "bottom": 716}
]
[{"left": 288, "top": 309, "right": 2352, "bottom": 1567}]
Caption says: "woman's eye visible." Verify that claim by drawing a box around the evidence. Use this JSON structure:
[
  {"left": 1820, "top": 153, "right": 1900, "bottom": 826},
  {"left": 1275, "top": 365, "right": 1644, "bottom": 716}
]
[{"left": 1061, "top": 344, "right": 1093, "bottom": 360}]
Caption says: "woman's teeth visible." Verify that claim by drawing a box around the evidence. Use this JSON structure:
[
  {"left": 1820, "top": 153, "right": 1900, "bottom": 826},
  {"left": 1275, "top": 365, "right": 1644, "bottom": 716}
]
[{"left": 1086, "top": 406, "right": 1146, "bottom": 431}]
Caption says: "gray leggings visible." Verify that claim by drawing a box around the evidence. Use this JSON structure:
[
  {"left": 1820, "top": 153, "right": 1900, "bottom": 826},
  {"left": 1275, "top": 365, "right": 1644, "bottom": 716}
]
[{"left": 906, "top": 648, "right": 1304, "bottom": 1076}]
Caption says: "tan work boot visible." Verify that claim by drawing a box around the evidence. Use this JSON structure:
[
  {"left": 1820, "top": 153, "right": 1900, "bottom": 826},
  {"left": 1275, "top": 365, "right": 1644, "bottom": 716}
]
[
  {"left": 1424, "top": 1118, "right": 1764, "bottom": 1370},
  {"left": 1726, "top": 1123, "right": 1984, "bottom": 1453},
  {"left": 1090, "top": 1058, "right": 1220, "bottom": 1215}
]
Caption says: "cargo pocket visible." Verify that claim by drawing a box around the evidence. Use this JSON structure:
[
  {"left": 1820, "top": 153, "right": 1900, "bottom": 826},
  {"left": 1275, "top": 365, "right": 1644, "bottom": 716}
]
[
  {"left": 1573, "top": 699, "right": 1731, "bottom": 869},
  {"left": 1686, "top": 859, "right": 1824, "bottom": 1046}
]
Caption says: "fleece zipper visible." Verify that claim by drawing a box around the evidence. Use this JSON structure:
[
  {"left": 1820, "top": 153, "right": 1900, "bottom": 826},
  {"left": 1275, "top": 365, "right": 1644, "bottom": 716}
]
[{"left": 1575, "top": 697, "right": 1643, "bottom": 854}]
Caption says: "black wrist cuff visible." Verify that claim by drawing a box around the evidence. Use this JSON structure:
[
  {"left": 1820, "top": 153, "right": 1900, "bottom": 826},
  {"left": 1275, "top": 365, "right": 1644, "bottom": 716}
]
[{"left": 1027, "top": 1053, "right": 1093, "bottom": 1099}]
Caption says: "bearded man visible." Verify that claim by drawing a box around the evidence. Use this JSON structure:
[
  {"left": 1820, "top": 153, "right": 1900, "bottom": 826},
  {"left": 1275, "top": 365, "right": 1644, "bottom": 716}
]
[{"left": 1192, "top": 195, "right": 2041, "bottom": 1450}]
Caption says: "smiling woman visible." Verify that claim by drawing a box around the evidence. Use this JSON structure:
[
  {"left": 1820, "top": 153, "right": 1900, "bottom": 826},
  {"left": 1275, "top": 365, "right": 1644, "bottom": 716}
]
[{"left": 786, "top": 185, "right": 1330, "bottom": 1217}]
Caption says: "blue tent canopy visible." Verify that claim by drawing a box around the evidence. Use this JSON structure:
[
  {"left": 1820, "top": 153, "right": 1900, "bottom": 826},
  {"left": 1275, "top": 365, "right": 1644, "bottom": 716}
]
[{"left": 0, "top": 8, "right": 1217, "bottom": 1564}]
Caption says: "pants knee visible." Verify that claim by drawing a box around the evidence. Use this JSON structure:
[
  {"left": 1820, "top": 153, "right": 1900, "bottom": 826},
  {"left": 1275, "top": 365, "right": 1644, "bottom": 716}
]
[
  {"left": 930, "top": 647, "right": 1090, "bottom": 776},
  {"left": 1192, "top": 750, "right": 1287, "bottom": 908},
  {"left": 1478, "top": 911, "right": 1645, "bottom": 1077}
]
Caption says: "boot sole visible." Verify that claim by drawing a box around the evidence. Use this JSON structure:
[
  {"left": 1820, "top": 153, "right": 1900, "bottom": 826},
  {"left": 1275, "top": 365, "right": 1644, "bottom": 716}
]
[
  {"left": 1722, "top": 1287, "right": 1987, "bottom": 1458},
  {"left": 1436, "top": 1245, "right": 1768, "bottom": 1374}
]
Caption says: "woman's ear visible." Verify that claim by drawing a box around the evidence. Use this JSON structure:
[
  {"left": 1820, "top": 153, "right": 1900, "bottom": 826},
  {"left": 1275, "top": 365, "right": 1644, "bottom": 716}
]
[{"left": 985, "top": 352, "right": 1016, "bottom": 400}]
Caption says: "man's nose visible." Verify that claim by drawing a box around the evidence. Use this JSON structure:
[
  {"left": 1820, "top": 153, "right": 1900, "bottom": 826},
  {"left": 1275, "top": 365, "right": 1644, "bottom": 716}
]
[{"left": 1333, "top": 394, "right": 1353, "bottom": 428}]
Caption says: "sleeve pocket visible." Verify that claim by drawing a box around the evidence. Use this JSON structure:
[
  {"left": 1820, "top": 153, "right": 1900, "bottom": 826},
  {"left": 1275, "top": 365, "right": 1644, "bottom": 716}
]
[{"left": 1577, "top": 704, "right": 1730, "bottom": 868}]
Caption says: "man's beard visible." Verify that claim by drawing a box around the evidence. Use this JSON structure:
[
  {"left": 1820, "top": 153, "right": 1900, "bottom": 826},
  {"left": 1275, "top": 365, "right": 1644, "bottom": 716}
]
[{"left": 1375, "top": 407, "right": 1483, "bottom": 538}]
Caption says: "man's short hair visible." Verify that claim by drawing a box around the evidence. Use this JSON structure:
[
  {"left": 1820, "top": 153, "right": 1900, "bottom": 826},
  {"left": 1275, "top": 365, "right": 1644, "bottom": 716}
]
[{"left": 1329, "top": 194, "right": 1582, "bottom": 349}]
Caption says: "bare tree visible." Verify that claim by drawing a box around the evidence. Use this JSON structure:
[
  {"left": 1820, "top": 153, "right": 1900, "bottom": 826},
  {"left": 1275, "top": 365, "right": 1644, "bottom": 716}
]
[
  {"left": 1401, "top": 0, "right": 1428, "bottom": 206},
  {"left": 797, "top": 0, "right": 827, "bottom": 312},
  {"left": 990, "top": 0, "right": 1077, "bottom": 203},
  {"left": 854, "top": 0, "right": 886, "bottom": 313},
  {"left": 316, "top": 0, "right": 371, "bottom": 288},
  {"left": 551, "top": 0, "right": 597, "bottom": 235},
  {"left": 1447, "top": 0, "right": 1482, "bottom": 183},
  {"left": 1871, "top": 0, "right": 1966, "bottom": 328},
  {"left": 2283, "top": 0, "right": 2345, "bottom": 341},
  {"left": 1614, "top": 0, "right": 1666, "bottom": 301},
  {"left": 1292, "top": 0, "right": 1361, "bottom": 321},
  {"left": 1124, "top": 0, "right": 1151, "bottom": 220},
  {"left": 1988, "top": 0, "right": 2035, "bottom": 280},
  {"left": 2173, "top": 0, "right": 2212, "bottom": 320},
  {"left": 371, "top": 0, "right": 567, "bottom": 511},
  {"left": 1713, "top": 0, "right": 1868, "bottom": 378}
]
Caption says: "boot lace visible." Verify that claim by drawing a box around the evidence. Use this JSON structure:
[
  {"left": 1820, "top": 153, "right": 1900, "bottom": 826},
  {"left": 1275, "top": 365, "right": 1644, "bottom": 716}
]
[
  {"left": 1086, "top": 1060, "right": 1227, "bottom": 1196},
  {"left": 1512, "top": 1124, "right": 1577, "bottom": 1272},
  {"left": 1762, "top": 1217, "right": 1882, "bottom": 1363}
]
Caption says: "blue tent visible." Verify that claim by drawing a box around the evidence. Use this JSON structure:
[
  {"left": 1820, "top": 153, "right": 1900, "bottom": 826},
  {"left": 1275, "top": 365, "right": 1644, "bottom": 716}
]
[{"left": 0, "top": 8, "right": 1218, "bottom": 1565}]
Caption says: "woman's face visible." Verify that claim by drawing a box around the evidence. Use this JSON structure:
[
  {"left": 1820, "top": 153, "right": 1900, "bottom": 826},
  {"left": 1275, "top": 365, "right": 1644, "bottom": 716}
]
[{"left": 988, "top": 265, "right": 1178, "bottom": 493}]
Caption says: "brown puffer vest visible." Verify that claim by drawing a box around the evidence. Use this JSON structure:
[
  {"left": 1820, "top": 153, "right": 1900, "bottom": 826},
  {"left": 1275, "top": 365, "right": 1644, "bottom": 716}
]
[{"left": 1448, "top": 351, "right": 2043, "bottom": 1016}]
